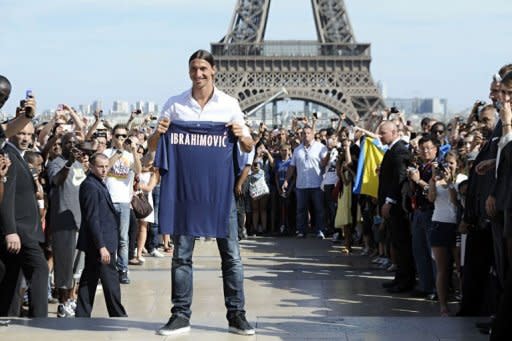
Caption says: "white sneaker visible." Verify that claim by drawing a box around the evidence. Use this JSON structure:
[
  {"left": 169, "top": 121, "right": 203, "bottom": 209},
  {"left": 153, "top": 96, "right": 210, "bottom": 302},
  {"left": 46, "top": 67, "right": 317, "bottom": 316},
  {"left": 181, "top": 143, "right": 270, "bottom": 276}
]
[
  {"left": 332, "top": 232, "right": 339, "bottom": 242},
  {"left": 67, "top": 299, "right": 77, "bottom": 311},
  {"left": 57, "top": 302, "right": 75, "bottom": 318},
  {"left": 279, "top": 225, "right": 286, "bottom": 234},
  {"left": 150, "top": 249, "right": 165, "bottom": 258},
  {"left": 316, "top": 231, "right": 325, "bottom": 240}
]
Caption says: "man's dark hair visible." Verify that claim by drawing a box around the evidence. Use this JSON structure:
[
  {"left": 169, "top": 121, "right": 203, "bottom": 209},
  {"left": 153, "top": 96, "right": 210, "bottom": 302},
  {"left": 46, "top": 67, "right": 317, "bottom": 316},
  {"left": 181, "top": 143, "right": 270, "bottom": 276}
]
[
  {"left": 188, "top": 49, "right": 215, "bottom": 67},
  {"left": 0, "top": 75, "right": 12, "bottom": 109},
  {"left": 420, "top": 117, "right": 432, "bottom": 127},
  {"left": 418, "top": 134, "right": 440, "bottom": 149},
  {"left": 23, "top": 150, "right": 42, "bottom": 165},
  {"left": 430, "top": 122, "right": 446, "bottom": 134},
  {"left": 112, "top": 123, "right": 128, "bottom": 133}
]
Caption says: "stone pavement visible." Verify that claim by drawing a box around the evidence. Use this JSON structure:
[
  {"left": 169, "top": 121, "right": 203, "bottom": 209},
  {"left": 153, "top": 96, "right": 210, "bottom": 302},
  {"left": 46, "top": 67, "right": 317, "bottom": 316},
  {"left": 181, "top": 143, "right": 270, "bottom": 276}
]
[{"left": 1, "top": 237, "right": 488, "bottom": 340}]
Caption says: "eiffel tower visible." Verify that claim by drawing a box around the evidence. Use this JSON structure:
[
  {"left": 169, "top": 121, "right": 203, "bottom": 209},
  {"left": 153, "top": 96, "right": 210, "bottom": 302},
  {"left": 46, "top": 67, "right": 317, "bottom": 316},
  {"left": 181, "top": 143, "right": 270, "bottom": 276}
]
[{"left": 211, "top": 0, "right": 385, "bottom": 124}]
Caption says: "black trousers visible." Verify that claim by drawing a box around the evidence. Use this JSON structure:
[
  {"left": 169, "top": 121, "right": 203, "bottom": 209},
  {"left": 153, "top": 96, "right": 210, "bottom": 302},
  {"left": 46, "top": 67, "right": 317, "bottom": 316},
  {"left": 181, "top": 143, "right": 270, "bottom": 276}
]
[
  {"left": 75, "top": 252, "right": 127, "bottom": 317},
  {"left": 458, "top": 227, "right": 496, "bottom": 316},
  {"left": 0, "top": 241, "right": 48, "bottom": 317},
  {"left": 388, "top": 207, "right": 416, "bottom": 288},
  {"left": 491, "top": 266, "right": 512, "bottom": 340}
]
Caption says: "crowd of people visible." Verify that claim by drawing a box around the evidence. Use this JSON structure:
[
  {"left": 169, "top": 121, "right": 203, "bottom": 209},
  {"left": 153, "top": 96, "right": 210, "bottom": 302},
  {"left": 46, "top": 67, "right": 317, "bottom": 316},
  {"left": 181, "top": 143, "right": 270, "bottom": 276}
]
[{"left": 1, "top": 59, "right": 512, "bottom": 339}]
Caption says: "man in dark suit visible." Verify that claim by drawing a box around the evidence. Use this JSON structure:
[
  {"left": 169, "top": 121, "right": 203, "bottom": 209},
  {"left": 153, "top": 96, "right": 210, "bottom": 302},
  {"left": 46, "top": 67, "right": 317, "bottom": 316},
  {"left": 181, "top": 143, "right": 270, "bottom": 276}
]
[
  {"left": 378, "top": 121, "right": 415, "bottom": 293},
  {"left": 75, "top": 153, "right": 127, "bottom": 317},
  {"left": 0, "top": 121, "right": 48, "bottom": 317}
]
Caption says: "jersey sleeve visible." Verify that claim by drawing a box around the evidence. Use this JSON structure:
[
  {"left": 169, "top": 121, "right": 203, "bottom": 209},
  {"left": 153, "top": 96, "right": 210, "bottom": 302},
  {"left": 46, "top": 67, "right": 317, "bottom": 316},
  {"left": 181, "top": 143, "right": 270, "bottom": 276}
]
[{"left": 154, "top": 131, "right": 169, "bottom": 175}]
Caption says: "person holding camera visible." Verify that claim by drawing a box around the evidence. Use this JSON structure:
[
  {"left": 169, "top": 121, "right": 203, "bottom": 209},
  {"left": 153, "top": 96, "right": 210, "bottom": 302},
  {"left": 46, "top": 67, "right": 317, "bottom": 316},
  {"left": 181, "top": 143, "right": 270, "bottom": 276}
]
[
  {"left": 427, "top": 150, "right": 465, "bottom": 316},
  {"left": 407, "top": 135, "right": 439, "bottom": 299},
  {"left": 46, "top": 133, "right": 87, "bottom": 317},
  {"left": 102, "top": 124, "right": 142, "bottom": 285}
]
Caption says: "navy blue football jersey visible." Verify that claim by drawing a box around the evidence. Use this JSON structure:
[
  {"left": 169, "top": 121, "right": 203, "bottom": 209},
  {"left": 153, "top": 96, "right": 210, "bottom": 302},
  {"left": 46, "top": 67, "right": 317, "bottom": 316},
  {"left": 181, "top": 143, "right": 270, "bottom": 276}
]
[{"left": 154, "top": 121, "right": 236, "bottom": 237}]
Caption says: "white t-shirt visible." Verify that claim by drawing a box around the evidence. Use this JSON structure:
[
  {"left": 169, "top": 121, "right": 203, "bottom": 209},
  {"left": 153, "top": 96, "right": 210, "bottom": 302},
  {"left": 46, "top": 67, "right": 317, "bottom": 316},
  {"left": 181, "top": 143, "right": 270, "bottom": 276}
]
[
  {"left": 290, "top": 141, "right": 328, "bottom": 189},
  {"left": 322, "top": 148, "right": 339, "bottom": 187},
  {"left": 103, "top": 148, "right": 135, "bottom": 203}
]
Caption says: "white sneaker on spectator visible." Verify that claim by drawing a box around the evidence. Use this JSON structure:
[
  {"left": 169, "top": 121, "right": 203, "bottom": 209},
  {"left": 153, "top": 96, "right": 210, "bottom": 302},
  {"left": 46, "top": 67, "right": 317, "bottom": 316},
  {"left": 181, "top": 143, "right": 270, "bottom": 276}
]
[
  {"left": 331, "top": 232, "right": 339, "bottom": 242},
  {"left": 150, "top": 249, "right": 165, "bottom": 258},
  {"left": 316, "top": 231, "right": 325, "bottom": 240},
  {"left": 387, "top": 264, "right": 397, "bottom": 272},
  {"left": 279, "top": 225, "right": 286, "bottom": 234},
  {"left": 296, "top": 232, "right": 305, "bottom": 238}
]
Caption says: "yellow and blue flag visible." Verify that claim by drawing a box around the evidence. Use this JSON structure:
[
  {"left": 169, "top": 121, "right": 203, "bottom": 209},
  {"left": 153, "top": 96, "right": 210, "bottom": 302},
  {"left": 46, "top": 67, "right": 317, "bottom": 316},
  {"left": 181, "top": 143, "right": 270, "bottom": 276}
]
[{"left": 352, "top": 136, "right": 387, "bottom": 198}]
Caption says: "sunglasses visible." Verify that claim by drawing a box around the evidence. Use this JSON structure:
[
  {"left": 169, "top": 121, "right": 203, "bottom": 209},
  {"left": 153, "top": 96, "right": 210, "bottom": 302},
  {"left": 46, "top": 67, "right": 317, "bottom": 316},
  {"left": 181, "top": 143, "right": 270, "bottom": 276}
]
[
  {"left": 434, "top": 130, "right": 445, "bottom": 134},
  {"left": 115, "top": 134, "right": 127, "bottom": 138}
]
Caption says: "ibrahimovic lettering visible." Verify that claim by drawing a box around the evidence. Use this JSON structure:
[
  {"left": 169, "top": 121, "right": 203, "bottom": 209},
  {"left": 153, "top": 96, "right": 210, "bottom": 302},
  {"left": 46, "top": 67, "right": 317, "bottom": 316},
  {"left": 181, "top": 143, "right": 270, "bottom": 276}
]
[{"left": 169, "top": 132, "right": 228, "bottom": 148}]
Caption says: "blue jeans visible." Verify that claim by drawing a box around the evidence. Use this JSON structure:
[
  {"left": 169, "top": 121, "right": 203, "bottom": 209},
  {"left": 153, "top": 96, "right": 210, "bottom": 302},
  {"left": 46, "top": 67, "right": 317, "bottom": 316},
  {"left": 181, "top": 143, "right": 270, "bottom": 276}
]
[
  {"left": 411, "top": 209, "right": 436, "bottom": 293},
  {"left": 171, "top": 198, "right": 245, "bottom": 320},
  {"left": 113, "top": 202, "right": 131, "bottom": 272},
  {"left": 146, "top": 185, "right": 161, "bottom": 252},
  {"left": 295, "top": 188, "right": 325, "bottom": 234}
]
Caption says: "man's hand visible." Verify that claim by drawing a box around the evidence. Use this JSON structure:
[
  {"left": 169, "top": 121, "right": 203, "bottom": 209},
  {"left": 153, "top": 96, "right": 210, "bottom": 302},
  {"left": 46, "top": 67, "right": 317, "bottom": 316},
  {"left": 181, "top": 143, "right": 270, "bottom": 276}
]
[
  {"left": 381, "top": 203, "right": 392, "bottom": 219},
  {"left": 475, "top": 159, "right": 496, "bottom": 175},
  {"left": 99, "top": 247, "right": 110, "bottom": 264},
  {"left": 226, "top": 121, "right": 247, "bottom": 138},
  {"left": 281, "top": 180, "right": 288, "bottom": 193},
  {"left": 485, "top": 195, "right": 496, "bottom": 217},
  {"left": 24, "top": 96, "right": 37, "bottom": 118},
  {"left": 5, "top": 233, "right": 21, "bottom": 254},
  {"left": 235, "top": 183, "right": 243, "bottom": 197},
  {"left": 408, "top": 168, "right": 420, "bottom": 183},
  {"left": 157, "top": 117, "right": 171, "bottom": 135},
  {"left": 458, "top": 221, "right": 470, "bottom": 234},
  {"left": 0, "top": 154, "right": 11, "bottom": 177}
]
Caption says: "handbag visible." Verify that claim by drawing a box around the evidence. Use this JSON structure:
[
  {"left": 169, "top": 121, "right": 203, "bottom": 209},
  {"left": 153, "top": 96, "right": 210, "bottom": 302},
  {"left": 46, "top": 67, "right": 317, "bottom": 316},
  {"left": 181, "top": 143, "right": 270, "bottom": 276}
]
[
  {"left": 131, "top": 191, "right": 153, "bottom": 219},
  {"left": 249, "top": 175, "right": 270, "bottom": 199}
]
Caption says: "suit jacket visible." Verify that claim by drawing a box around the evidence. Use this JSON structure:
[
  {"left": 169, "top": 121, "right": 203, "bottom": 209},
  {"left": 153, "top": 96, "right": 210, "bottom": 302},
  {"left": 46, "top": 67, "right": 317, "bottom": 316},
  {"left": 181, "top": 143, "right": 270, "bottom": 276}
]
[
  {"left": 378, "top": 139, "right": 411, "bottom": 209},
  {"left": 0, "top": 143, "right": 43, "bottom": 244},
  {"left": 494, "top": 138, "right": 512, "bottom": 211},
  {"left": 77, "top": 173, "right": 120, "bottom": 254},
  {"left": 464, "top": 120, "right": 501, "bottom": 225}
]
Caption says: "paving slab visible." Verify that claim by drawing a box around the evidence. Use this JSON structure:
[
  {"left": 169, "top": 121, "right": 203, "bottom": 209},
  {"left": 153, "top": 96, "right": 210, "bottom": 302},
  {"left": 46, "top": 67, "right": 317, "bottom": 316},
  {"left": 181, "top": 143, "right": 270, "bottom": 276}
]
[{"left": 0, "top": 237, "right": 488, "bottom": 340}]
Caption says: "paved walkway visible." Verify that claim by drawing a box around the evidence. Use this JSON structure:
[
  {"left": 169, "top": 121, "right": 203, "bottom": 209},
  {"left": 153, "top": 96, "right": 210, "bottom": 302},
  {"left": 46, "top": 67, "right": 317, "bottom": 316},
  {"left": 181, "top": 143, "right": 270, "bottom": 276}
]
[{"left": 1, "top": 237, "right": 487, "bottom": 340}]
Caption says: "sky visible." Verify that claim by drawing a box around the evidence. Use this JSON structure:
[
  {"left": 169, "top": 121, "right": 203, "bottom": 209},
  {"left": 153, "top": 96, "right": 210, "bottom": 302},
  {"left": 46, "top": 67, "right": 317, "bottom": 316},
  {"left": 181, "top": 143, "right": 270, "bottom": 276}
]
[{"left": 1, "top": 0, "right": 511, "bottom": 116}]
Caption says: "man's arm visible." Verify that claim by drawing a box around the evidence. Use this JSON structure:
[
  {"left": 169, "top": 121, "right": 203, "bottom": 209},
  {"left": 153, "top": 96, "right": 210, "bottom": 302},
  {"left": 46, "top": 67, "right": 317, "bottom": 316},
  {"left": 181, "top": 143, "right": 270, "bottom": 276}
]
[
  {"left": 148, "top": 118, "right": 170, "bottom": 152},
  {"left": 79, "top": 183, "right": 106, "bottom": 251}
]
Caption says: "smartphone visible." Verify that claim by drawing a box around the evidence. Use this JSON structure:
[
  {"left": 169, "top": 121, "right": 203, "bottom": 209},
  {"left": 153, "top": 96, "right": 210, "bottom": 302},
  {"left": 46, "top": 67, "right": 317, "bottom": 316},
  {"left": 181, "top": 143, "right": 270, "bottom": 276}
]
[
  {"left": 25, "top": 89, "right": 33, "bottom": 99},
  {"left": 61, "top": 124, "right": 73, "bottom": 133}
]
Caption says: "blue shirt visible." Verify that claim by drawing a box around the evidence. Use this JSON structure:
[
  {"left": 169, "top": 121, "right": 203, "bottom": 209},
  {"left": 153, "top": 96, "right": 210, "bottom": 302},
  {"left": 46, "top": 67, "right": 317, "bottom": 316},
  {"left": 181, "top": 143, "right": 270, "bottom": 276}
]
[
  {"left": 154, "top": 121, "right": 236, "bottom": 237},
  {"left": 275, "top": 158, "right": 292, "bottom": 187}
]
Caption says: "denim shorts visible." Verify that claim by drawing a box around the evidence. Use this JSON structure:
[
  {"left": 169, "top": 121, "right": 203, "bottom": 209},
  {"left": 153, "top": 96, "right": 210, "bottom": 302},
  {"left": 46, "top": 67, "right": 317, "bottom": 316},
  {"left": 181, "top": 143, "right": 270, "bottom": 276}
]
[{"left": 429, "top": 221, "right": 457, "bottom": 248}]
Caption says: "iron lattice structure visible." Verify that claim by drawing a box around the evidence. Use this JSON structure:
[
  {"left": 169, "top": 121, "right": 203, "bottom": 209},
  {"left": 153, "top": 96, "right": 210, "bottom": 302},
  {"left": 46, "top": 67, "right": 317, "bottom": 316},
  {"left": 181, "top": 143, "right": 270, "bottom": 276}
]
[{"left": 211, "top": 0, "right": 385, "bottom": 121}]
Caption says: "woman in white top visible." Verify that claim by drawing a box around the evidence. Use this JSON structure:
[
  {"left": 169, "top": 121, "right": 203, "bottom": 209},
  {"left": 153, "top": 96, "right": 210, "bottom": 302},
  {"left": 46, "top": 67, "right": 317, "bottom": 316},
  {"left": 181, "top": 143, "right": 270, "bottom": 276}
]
[
  {"left": 132, "top": 153, "right": 160, "bottom": 264},
  {"left": 427, "top": 150, "right": 462, "bottom": 316}
]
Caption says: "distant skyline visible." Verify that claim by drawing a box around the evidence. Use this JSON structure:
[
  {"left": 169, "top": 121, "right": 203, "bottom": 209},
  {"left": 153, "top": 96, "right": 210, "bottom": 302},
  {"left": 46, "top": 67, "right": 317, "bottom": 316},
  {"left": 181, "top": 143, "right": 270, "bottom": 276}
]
[{"left": 1, "top": 0, "right": 511, "bottom": 116}]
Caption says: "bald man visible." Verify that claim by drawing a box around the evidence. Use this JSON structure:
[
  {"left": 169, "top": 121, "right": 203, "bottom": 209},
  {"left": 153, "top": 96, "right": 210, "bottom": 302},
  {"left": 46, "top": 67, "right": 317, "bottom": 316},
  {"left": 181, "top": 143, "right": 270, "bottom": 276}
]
[{"left": 378, "top": 121, "right": 415, "bottom": 293}]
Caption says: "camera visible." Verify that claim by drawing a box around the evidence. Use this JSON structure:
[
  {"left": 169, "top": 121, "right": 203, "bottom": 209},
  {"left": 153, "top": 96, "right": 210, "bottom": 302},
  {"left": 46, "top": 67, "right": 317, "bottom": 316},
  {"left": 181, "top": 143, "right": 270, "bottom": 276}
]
[
  {"left": 390, "top": 107, "right": 399, "bottom": 114},
  {"left": 125, "top": 138, "right": 132, "bottom": 145},
  {"left": 312, "top": 112, "right": 318, "bottom": 119},
  {"left": 435, "top": 162, "right": 448, "bottom": 177},
  {"left": 134, "top": 109, "right": 142, "bottom": 115}
]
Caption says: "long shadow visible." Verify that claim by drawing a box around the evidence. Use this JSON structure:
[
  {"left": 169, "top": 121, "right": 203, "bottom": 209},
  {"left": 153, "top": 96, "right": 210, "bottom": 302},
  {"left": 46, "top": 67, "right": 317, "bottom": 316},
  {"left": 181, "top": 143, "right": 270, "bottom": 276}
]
[{"left": 237, "top": 236, "right": 443, "bottom": 317}]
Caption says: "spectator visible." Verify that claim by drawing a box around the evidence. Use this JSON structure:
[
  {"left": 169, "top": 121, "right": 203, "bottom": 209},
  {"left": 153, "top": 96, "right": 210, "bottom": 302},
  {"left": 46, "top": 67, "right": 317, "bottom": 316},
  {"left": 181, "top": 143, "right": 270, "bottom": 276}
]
[
  {"left": 283, "top": 125, "right": 328, "bottom": 239},
  {"left": 103, "top": 123, "right": 142, "bottom": 284},
  {"left": 75, "top": 153, "right": 127, "bottom": 317}
]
